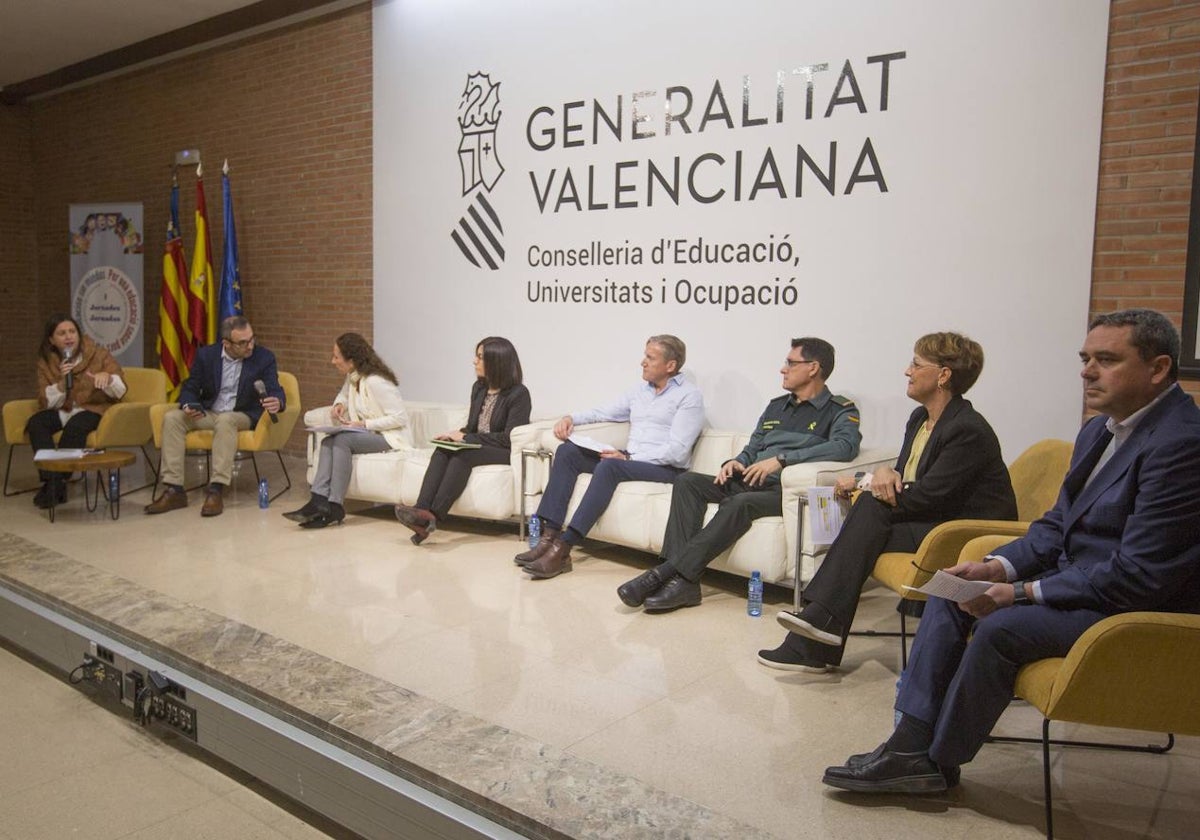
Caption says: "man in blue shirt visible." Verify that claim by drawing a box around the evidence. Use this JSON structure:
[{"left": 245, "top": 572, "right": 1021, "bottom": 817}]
[
  {"left": 519, "top": 335, "right": 706, "bottom": 579},
  {"left": 618, "top": 337, "right": 861, "bottom": 612}
]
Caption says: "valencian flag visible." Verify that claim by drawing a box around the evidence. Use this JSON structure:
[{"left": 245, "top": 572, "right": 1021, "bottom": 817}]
[
  {"left": 218, "top": 160, "right": 243, "bottom": 321},
  {"left": 157, "top": 221, "right": 193, "bottom": 401},
  {"left": 188, "top": 166, "right": 217, "bottom": 346}
]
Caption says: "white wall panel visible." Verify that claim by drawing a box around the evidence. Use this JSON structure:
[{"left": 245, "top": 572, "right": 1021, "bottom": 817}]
[{"left": 374, "top": 0, "right": 1109, "bottom": 458}]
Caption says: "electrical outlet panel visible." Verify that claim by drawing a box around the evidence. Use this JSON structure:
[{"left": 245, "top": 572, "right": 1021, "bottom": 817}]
[
  {"left": 148, "top": 693, "right": 198, "bottom": 741},
  {"left": 81, "top": 655, "right": 123, "bottom": 703}
]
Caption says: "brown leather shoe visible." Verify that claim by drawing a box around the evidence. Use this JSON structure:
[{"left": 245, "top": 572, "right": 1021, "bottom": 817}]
[
  {"left": 201, "top": 487, "right": 224, "bottom": 517},
  {"left": 524, "top": 537, "right": 572, "bottom": 579},
  {"left": 514, "top": 526, "right": 561, "bottom": 565},
  {"left": 394, "top": 504, "right": 437, "bottom": 545},
  {"left": 144, "top": 486, "right": 187, "bottom": 514}
]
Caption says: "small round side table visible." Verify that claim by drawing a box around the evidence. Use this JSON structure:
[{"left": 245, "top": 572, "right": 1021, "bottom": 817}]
[{"left": 36, "top": 450, "right": 137, "bottom": 522}]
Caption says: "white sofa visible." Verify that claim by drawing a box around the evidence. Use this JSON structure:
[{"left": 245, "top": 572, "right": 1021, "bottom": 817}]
[
  {"left": 304, "top": 402, "right": 528, "bottom": 522},
  {"left": 305, "top": 404, "right": 895, "bottom": 593},
  {"left": 508, "top": 419, "right": 895, "bottom": 589}
]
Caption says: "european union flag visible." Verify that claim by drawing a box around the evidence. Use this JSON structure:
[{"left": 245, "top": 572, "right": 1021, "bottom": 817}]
[{"left": 218, "top": 161, "right": 243, "bottom": 321}]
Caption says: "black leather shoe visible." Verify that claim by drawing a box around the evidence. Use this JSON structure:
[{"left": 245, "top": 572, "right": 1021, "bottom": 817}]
[
  {"left": 643, "top": 576, "right": 702, "bottom": 612},
  {"left": 33, "top": 482, "right": 54, "bottom": 509},
  {"left": 617, "top": 567, "right": 668, "bottom": 607},
  {"left": 846, "top": 742, "right": 887, "bottom": 769},
  {"left": 300, "top": 502, "right": 345, "bottom": 529},
  {"left": 283, "top": 494, "right": 327, "bottom": 523},
  {"left": 822, "top": 748, "right": 955, "bottom": 794}
]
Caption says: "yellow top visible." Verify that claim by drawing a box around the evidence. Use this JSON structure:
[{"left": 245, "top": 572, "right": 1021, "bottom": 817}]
[{"left": 903, "top": 421, "right": 932, "bottom": 483}]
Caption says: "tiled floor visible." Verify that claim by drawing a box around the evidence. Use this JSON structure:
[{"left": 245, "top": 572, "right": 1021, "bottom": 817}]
[
  {"left": 1, "top": 450, "right": 1197, "bottom": 839},
  {"left": 0, "top": 643, "right": 349, "bottom": 840}
]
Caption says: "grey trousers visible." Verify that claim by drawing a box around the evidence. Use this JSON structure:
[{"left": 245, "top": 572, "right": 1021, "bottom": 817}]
[
  {"left": 311, "top": 431, "right": 393, "bottom": 504},
  {"left": 160, "top": 408, "right": 252, "bottom": 487}
]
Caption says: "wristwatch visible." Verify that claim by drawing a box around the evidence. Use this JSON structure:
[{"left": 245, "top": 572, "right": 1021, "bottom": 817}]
[
  {"left": 1013, "top": 581, "right": 1032, "bottom": 605},
  {"left": 777, "top": 455, "right": 787, "bottom": 467}
]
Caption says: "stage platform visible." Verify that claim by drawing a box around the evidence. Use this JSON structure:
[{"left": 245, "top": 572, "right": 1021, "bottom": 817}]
[{"left": 1, "top": 449, "right": 1197, "bottom": 839}]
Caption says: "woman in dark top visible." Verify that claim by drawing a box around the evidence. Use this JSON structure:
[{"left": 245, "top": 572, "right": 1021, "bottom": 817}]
[
  {"left": 395, "top": 336, "right": 532, "bottom": 545},
  {"left": 759, "top": 331, "right": 1018, "bottom": 672}
]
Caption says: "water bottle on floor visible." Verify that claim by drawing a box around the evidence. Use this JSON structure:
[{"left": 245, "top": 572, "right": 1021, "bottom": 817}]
[
  {"left": 258, "top": 478, "right": 269, "bottom": 509},
  {"left": 747, "top": 570, "right": 763, "bottom": 616},
  {"left": 528, "top": 514, "right": 541, "bottom": 549},
  {"left": 108, "top": 471, "right": 119, "bottom": 501}
]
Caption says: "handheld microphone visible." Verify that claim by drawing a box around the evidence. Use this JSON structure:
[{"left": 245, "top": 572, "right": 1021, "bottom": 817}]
[
  {"left": 254, "top": 379, "right": 279, "bottom": 423},
  {"left": 63, "top": 346, "right": 76, "bottom": 391}
]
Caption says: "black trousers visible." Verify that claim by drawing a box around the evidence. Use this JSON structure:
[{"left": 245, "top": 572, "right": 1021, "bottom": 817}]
[
  {"left": 416, "top": 445, "right": 511, "bottom": 520},
  {"left": 787, "top": 493, "right": 936, "bottom": 666},
  {"left": 661, "top": 471, "right": 782, "bottom": 582},
  {"left": 26, "top": 409, "right": 101, "bottom": 481}
]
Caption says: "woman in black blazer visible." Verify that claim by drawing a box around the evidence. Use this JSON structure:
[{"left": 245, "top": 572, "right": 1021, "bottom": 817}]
[
  {"left": 395, "top": 337, "right": 532, "bottom": 544},
  {"left": 759, "top": 331, "right": 1018, "bottom": 671}
]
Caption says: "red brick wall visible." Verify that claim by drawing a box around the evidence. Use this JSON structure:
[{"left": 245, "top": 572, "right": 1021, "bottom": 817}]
[
  {"left": 2, "top": 1, "right": 1199, "bottom": 445},
  {"left": 14, "top": 4, "right": 374, "bottom": 450},
  {"left": 0, "top": 104, "right": 39, "bottom": 402},
  {"left": 1093, "top": 0, "right": 1200, "bottom": 400}
]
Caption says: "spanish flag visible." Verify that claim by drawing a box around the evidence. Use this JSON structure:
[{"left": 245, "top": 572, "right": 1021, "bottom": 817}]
[
  {"left": 157, "top": 222, "right": 192, "bottom": 401},
  {"left": 188, "top": 172, "right": 217, "bottom": 346}
]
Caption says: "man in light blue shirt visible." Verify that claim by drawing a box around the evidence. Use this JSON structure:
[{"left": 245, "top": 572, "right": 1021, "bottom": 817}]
[{"left": 519, "top": 335, "right": 706, "bottom": 579}]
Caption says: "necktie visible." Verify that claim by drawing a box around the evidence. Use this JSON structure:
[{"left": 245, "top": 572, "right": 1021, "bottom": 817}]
[{"left": 1068, "top": 427, "right": 1114, "bottom": 498}]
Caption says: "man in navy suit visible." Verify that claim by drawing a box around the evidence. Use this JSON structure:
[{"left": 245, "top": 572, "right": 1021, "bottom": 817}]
[
  {"left": 145, "top": 316, "right": 284, "bottom": 517},
  {"left": 823, "top": 308, "right": 1200, "bottom": 794}
]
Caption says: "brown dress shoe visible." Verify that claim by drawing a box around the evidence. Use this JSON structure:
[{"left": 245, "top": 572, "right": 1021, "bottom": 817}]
[
  {"left": 201, "top": 487, "right": 224, "bottom": 517},
  {"left": 144, "top": 486, "right": 187, "bottom": 514},
  {"left": 524, "top": 537, "right": 572, "bottom": 579},
  {"left": 514, "top": 526, "right": 561, "bottom": 565},
  {"left": 394, "top": 504, "right": 437, "bottom": 544}
]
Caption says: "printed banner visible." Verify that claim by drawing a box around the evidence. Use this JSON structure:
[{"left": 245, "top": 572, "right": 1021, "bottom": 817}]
[
  {"left": 374, "top": 1, "right": 1110, "bottom": 457},
  {"left": 69, "top": 203, "right": 145, "bottom": 366}
]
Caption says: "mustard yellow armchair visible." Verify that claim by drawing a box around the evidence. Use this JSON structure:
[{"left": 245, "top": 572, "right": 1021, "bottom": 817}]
[
  {"left": 3, "top": 366, "right": 167, "bottom": 496},
  {"left": 1014, "top": 612, "right": 1200, "bottom": 839},
  {"left": 954, "top": 535, "right": 1200, "bottom": 839},
  {"left": 149, "top": 371, "right": 301, "bottom": 501},
  {"left": 953, "top": 535, "right": 1200, "bottom": 837},
  {"left": 859, "top": 439, "right": 1074, "bottom": 666}
]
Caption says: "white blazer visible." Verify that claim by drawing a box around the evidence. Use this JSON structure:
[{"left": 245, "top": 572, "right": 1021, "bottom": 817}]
[{"left": 334, "top": 372, "right": 413, "bottom": 450}]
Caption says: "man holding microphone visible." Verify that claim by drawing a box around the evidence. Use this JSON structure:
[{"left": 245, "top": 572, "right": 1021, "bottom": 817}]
[{"left": 145, "top": 315, "right": 284, "bottom": 517}]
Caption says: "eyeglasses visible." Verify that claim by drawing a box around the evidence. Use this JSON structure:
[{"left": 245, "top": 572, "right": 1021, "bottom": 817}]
[
  {"left": 784, "top": 358, "right": 816, "bottom": 368},
  {"left": 226, "top": 335, "right": 255, "bottom": 348},
  {"left": 908, "top": 359, "right": 943, "bottom": 371}
]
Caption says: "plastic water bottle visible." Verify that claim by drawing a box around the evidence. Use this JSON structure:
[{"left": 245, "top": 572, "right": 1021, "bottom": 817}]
[
  {"left": 258, "top": 478, "right": 269, "bottom": 509},
  {"left": 747, "top": 570, "right": 763, "bottom": 616},
  {"left": 528, "top": 514, "right": 541, "bottom": 549},
  {"left": 894, "top": 670, "right": 906, "bottom": 727},
  {"left": 108, "top": 471, "right": 119, "bottom": 501}
]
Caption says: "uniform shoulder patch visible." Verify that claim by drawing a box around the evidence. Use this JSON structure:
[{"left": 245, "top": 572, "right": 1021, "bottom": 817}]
[{"left": 831, "top": 394, "right": 857, "bottom": 407}]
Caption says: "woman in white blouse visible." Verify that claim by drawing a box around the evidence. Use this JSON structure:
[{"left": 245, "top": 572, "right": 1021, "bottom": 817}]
[{"left": 284, "top": 332, "right": 410, "bottom": 528}]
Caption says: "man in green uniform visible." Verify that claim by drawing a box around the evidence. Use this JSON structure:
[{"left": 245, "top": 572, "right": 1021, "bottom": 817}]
[{"left": 617, "top": 337, "right": 861, "bottom": 612}]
